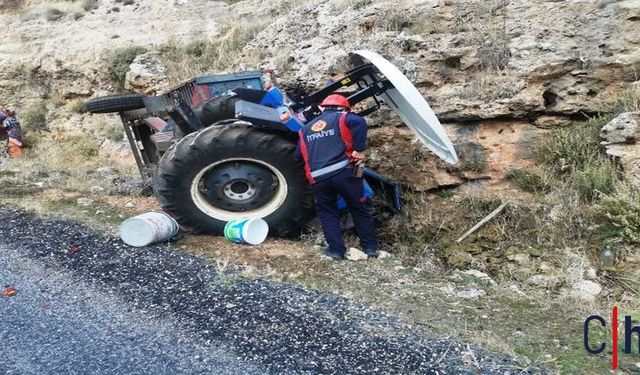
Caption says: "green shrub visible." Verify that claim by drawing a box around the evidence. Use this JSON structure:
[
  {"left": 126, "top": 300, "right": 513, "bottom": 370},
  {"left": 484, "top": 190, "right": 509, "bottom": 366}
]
[
  {"left": 21, "top": 103, "right": 48, "bottom": 132},
  {"left": 618, "top": 83, "right": 640, "bottom": 113},
  {"left": 572, "top": 157, "right": 620, "bottom": 202},
  {"left": 534, "top": 115, "right": 622, "bottom": 202},
  {"left": 106, "top": 46, "right": 147, "bottom": 89},
  {"left": 598, "top": 184, "right": 640, "bottom": 244},
  {"left": 535, "top": 115, "right": 613, "bottom": 175},
  {"left": 506, "top": 168, "right": 553, "bottom": 193}
]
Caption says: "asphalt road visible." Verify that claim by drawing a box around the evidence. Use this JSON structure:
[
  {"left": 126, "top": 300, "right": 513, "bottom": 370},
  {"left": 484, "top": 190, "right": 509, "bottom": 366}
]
[{"left": 0, "top": 208, "right": 530, "bottom": 374}]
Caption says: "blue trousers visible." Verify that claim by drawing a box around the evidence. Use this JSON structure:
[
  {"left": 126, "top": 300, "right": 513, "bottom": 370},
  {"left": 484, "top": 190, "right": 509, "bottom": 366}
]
[{"left": 311, "top": 168, "right": 378, "bottom": 255}]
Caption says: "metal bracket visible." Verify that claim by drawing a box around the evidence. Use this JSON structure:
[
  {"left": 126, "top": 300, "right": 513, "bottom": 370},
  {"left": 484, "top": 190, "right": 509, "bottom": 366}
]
[
  {"left": 290, "top": 64, "right": 385, "bottom": 111},
  {"left": 167, "top": 94, "right": 202, "bottom": 135}
]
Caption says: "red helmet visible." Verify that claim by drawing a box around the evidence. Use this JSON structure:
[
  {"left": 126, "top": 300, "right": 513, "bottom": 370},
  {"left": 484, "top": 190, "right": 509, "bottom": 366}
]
[{"left": 320, "top": 94, "right": 350, "bottom": 109}]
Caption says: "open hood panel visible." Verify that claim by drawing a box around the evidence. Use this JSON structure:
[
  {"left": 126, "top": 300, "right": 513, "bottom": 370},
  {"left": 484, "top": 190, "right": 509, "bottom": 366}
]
[{"left": 353, "top": 50, "right": 458, "bottom": 165}]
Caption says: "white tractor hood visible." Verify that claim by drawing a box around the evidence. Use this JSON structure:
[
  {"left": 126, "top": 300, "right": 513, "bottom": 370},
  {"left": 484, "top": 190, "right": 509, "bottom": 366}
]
[{"left": 353, "top": 50, "right": 458, "bottom": 165}]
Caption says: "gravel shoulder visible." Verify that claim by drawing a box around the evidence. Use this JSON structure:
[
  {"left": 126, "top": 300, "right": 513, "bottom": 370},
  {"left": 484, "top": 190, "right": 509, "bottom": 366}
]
[{"left": 0, "top": 208, "right": 529, "bottom": 374}]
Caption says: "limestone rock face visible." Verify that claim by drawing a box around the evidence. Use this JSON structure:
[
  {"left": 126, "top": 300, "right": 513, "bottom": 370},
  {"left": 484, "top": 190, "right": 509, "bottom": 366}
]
[
  {"left": 0, "top": 0, "right": 639, "bottom": 189},
  {"left": 247, "top": 0, "right": 640, "bottom": 121},
  {"left": 600, "top": 112, "right": 640, "bottom": 187},
  {"left": 240, "top": 0, "right": 639, "bottom": 187},
  {"left": 367, "top": 120, "right": 542, "bottom": 190},
  {"left": 125, "top": 53, "right": 169, "bottom": 96}
]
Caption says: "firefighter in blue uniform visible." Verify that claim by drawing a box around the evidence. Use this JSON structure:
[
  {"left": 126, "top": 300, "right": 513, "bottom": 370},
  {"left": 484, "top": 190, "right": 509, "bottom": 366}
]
[{"left": 297, "top": 94, "right": 378, "bottom": 260}]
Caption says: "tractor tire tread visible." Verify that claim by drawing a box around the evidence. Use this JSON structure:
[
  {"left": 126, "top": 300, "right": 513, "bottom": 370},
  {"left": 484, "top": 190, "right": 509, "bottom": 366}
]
[
  {"left": 85, "top": 94, "right": 146, "bottom": 114},
  {"left": 155, "top": 124, "right": 314, "bottom": 237}
]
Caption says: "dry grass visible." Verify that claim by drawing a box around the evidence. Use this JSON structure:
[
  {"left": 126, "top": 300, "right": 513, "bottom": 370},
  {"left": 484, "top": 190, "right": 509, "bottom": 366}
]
[
  {"left": 91, "top": 117, "right": 124, "bottom": 141},
  {"left": 454, "top": 0, "right": 511, "bottom": 70},
  {"left": 17, "top": 135, "right": 100, "bottom": 172},
  {"left": 0, "top": 0, "right": 22, "bottom": 10},
  {"left": 618, "top": 81, "right": 640, "bottom": 112},
  {"left": 161, "top": 18, "right": 270, "bottom": 84},
  {"left": 2, "top": 129, "right": 135, "bottom": 195},
  {"left": 460, "top": 72, "right": 522, "bottom": 100},
  {"left": 375, "top": 4, "right": 412, "bottom": 31},
  {"left": 21, "top": 103, "right": 48, "bottom": 133},
  {"left": 331, "top": 0, "right": 371, "bottom": 12},
  {"left": 68, "top": 99, "right": 87, "bottom": 114}
]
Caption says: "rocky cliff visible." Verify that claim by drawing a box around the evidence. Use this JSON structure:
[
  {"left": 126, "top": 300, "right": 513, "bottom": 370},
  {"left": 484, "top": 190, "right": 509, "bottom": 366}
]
[{"left": 1, "top": 0, "right": 639, "bottom": 189}]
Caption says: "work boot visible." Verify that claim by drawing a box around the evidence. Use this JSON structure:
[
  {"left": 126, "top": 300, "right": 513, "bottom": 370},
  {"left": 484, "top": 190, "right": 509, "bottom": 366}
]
[
  {"left": 364, "top": 249, "right": 379, "bottom": 259},
  {"left": 323, "top": 248, "right": 344, "bottom": 260}
]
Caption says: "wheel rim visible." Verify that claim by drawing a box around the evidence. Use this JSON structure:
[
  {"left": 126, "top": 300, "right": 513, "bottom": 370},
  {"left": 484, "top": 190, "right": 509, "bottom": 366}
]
[{"left": 190, "top": 158, "right": 288, "bottom": 221}]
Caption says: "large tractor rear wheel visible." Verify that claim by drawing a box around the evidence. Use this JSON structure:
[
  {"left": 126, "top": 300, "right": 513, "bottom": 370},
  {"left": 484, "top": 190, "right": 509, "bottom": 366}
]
[{"left": 155, "top": 124, "right": 314, "bottom": 237}]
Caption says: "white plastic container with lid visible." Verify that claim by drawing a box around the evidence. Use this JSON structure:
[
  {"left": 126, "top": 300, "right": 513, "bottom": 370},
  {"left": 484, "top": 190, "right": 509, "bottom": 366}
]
[{"left": 119, "top": 211, "right": 180, "bottom": 247}]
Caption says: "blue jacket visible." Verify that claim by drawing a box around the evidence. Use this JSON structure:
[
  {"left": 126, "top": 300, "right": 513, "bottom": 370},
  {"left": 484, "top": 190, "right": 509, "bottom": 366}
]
[{"left": 297, "top": 110, "right": 368, "bottom": 184}]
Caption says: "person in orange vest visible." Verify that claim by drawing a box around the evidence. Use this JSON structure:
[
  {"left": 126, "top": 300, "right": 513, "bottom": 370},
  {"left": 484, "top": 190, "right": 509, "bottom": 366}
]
[
  {"left": 1, "top": 109, "right": 23, "bottom": 158},
  {"left": 297, "top": 94, "right": 378, "bottom": 260}
]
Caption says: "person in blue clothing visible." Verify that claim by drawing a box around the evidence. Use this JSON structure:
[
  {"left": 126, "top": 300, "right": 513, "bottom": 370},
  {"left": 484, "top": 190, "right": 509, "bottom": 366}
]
[
  {"left": 0, "top": 109, "right": 22, "bottom": 157},
  {"left": 297, "top": 94, "right": 378, "bottom": 260}
]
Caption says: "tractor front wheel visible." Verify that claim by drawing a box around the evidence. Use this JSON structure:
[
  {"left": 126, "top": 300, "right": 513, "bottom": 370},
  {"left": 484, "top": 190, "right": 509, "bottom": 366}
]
[
  {"left": 85, "top": 94, "right": 145, "bottom": 113},
  {"left": 155, "top": 124, "right": 314, "bottom": 237}
]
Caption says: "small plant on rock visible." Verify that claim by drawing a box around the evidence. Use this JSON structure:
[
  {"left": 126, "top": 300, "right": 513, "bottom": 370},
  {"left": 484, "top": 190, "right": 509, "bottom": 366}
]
[
  {"left": 45, "top": 8, "right": 65, "bottom": 21},
  {"left": 106, "top": 46, "right": 147, "bottom": 89},
  {"left": 82, "top": 0, "right": 99, "bottom": 11},
  {"left": 455, "top": 142, "right": 487, "bottom": 172}
]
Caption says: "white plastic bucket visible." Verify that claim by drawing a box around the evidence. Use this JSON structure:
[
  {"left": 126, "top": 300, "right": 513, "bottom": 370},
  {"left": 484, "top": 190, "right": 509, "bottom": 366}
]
[
  {"left": 224, "top": 218, "right": 269, "bottom": 245},
  {"left": 119, "top": 211, "right": 180, "bottom": 247}
]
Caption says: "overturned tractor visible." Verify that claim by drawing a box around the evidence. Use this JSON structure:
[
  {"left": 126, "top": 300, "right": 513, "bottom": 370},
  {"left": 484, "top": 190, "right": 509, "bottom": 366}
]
[{"left": 86, "top": 50, "right": 458, "bottom": 237}]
